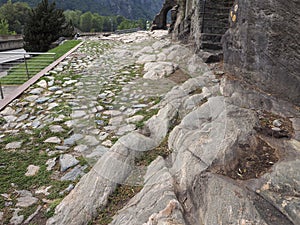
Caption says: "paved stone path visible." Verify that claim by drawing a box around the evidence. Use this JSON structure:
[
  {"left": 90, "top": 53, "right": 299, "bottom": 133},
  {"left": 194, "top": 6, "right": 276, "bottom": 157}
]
[{"left": 0, "top": 30, "right": 198, "bottom": 224}]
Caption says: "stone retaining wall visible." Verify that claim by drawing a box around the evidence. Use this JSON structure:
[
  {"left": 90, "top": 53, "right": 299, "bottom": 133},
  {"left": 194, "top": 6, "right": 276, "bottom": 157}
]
[{"left": 0, "top": 35, "right": 23, "bottom": 51}]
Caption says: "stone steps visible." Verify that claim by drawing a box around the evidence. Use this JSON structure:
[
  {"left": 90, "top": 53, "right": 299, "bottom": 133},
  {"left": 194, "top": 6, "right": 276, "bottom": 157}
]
[{"left": 200, "top": 0, "right": 234, "bottom": 50}]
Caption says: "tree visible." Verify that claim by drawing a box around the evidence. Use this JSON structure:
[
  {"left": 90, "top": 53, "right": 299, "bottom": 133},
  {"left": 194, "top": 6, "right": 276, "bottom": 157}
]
[
  {"left": 79, "top": 12, "right": 93, "bottom": 32},
  {"left": 0, "top": 0, "right": 30, "bottom": 33},
  {"left": 91, "top": 14, "right": 103, "bottom": 32},
  {"left": 23, "top": 0, "right": 74, "bottom": 52},
  {"left": 0, "top": 19, "right": 15, "bottom": 34},
  {"left": 64, "top": 10, "right": 82, "bottom": 28}
]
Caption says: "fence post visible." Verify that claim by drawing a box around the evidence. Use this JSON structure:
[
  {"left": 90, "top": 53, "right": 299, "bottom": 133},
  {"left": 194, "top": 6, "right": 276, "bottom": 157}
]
[
  {"left": 0, "top": 81, "right": 4, "bottom": 99},
  {"left": 24, "top": 54, "right": 30, "bottom": 80}
]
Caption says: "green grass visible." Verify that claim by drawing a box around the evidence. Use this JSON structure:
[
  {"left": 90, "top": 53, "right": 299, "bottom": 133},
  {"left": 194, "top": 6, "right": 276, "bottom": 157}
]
[{"left": 0, "top": 40, "right": 81, "bottom": 85}]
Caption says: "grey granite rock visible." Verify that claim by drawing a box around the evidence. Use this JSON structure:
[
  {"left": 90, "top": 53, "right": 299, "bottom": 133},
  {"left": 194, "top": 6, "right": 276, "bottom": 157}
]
[
  {"left": 64, "top": 134, "right": 83, "bottom": 146},
  {"left": 59, "top": 154, "right": 79, "bottom": 172}
]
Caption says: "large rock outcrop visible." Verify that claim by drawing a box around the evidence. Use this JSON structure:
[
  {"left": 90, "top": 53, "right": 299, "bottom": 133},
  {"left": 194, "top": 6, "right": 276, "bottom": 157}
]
[{"left": 222, "top": 0, "right": 300, "bottom": 106}]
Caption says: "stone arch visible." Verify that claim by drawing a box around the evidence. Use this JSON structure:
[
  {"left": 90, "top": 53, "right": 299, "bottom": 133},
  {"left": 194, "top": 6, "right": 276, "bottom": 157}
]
[{"left": 151, "top": 0, "right": 178, "bottom": 30}]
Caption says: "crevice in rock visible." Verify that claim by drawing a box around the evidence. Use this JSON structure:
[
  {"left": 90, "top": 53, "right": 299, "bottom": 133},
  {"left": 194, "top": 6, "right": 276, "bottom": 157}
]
[
  {"left": 213, "top": 136, "right": 280, "bottom": 180},
  {"left": 90, "top": 184, "right": 143, "bottom": 224},
  {"left": 250, "top": 192, "right": 294, "bottom": 225},
  {"left": 254, "top": 110, "right": 294, "bottom": 139}
]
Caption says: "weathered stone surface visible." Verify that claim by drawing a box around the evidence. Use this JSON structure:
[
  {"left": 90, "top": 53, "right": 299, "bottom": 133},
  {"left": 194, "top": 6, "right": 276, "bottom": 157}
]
[
  {"left": 59, "top": 154, "right": 79, "bottom": 172},
  {"left": 185, "top": 173, "right": 268, "bottom": 225},
  {"left": 111, "top": 157, "right": 186, "bottom": 225},
  {"left": 16, "top": 190, "right": 38, "bottom": 207},
  {"left": 61, "top": 165, "right": 87, "bottom": 181},
  {"left": 46, "top": 157, "right": 57, "bottom": 171},
  {"left": 44, "top": 137, "right": 61, "bottom": 144},
  {"left": 136, "top": 54, "right": 156, "bottom": 64},
  {"left": 10, "top": 209, "right": 24, "bottom": 225},
  {"left": 1, "top": 107, "right": 15, "bottom": 116},
  {"left": 49, "top": 125, "right": 65, "bottom": 133},
  {"left": 5, "top": 141, "right": 22, "bottom": 149},
  {"left": 143, "top": 62, "right": 178, "bottom": 80},
  {"left": 47, "top": 143, "right": 133, "bottom": 225},
  {"left": 25, "top": 165, "right": 40, "bottom": 176},
  {"left": 36, "top": 80, "right": 47, "bottom": 89},
  {"left": 64, "top": 134, "right": 83, "bottom": 146},
  {"left": 222, "top": 0, "right": 300, "bottom": 106},
  {"left": 255, "top": 160, "right": 300, "bottom": 224}
]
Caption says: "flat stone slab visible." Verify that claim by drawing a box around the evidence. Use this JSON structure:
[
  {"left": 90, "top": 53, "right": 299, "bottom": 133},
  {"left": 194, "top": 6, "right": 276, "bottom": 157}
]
[
  {"left": 59, "top": 154, "right": 79, "bottom": 172},
  {"left": 5, "top": 141, "right": 22, "bottom": 149}
]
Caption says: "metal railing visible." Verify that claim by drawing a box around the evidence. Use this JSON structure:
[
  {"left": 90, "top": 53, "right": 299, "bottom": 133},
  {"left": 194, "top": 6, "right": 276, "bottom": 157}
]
[{"left": 0, "top": 51, "right": 56, "bottom": 99}]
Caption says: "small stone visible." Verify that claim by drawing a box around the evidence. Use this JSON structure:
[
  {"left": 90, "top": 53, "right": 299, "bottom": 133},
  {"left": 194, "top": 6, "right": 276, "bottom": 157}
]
[
  {"left": 16, "top": 114, "right": 29, "bottom": 122},
  {"left": 211, "top": 79, "right": 220, "bottom": 83},
  {"left": 36, "top": 80, "right": 47, "bottom": 88},
  {"left": 36, "top": 97, "right": 50, "bottom": 104},
  {"left": 44, "top": 137, "right": 61, "bottom": 144},
  {"left": 60, "top": 165, "right": 87, "bottom": 181},
  {"left": 63, "top": 80, "right": 78, "bottom": 86},
  {"left": 46, "top": 157, "right": 56, "bottom": 171},
  {"left": 99, "top": 132, "right": 109, "bottom": 141},
  {"left": 4, "top": 115, "right": 17, "bottom": 123},
  {"left": 48, "top": 86, "right": 61, "bottom": 92},
  {"left": 109, "top": 116, "right": 123, "bottom": 126},
  {"left": 103, "top": 110, "right": 122, "bottom": 116},
  {"left": 95, "top": 120, "right": 105, "bottom": 126},
  {"left": 24, "top": 95, "right": 39, "bottom": 102},
  {"left": 25, "top": 165, "right": 40, "bottom": 176},
  {"left": 126, "top": 115, "right": 144, "bottom": 123},
  {"left": 215, "top": 70, "right": 225, "bottom": 75},
  {"left": 272, "top": 127, "right": 281, "bottom": 132},
  {"left": 5, "top": 141, "right": 22, "bottom": 149},
  {"left": 273, "top": 119, "right": 282, "bottom": 127},
  {"left": 1, "top": 106, "right": 16, "bottom": 115},
  {"left": 59, "top": 154, "right": 79, "bottom": 172},
  {"left": 55, "top": 90, "right": 63, "bottom": 95},
  {"left": 29, "top": 88, "right": 43, "bottom": 95},
  {"left": 16, "top": 193, "right": 38, "bottom": 207},
  {"left": 55, "top": 146, "right": 69, "bottom": 151},
  {"left": 64, "top": 134, "right": 83, "bottom": 146},
  {"left": 53, "top": 115, "right": 66, "bottom": 122},
  {"left": 0, "top": 211, "right": 3, "bottom": 221},
  {"left": 47, "top": 103, "right": 59, "bottom": 110},
  {"left": 102, "top": 140, "right": 113, "bottom": 147},
  {"left": 32, "top": 120, "right": 41, "bottom": 128},
  {"left": 10, "top": 209, "right": 24, "bottom": 225},
  {"left": 71, "top": 110, "right": 86, "bottom": 118},
  {"left": 48, "top": 80, "right": 54, "bottom": 86},
  {"left": 132, "top": 104, "right": 148, "bottom": 108},
  {"left": 98, "top": 93, "right": 107, "bottom": 99},
  {"left": 96, "top": 105, "right": 104, "bottom": 112},
  {"left": 49, "top": 125, "right": 65, "bottom": 133},
  {"left": 74, "top": 145, "right": 88, "bottom": 152},
  {"left": 35, "top": 186, "right": 52, "bottom": 196},
  {"left": 83, "top": 135, "right": 99, "bottom": 146}
]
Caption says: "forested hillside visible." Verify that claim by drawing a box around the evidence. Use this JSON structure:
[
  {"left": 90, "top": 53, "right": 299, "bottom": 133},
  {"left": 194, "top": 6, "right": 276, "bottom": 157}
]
[{"left": 0, "top": 0, "right": 164, "bottom": 19}]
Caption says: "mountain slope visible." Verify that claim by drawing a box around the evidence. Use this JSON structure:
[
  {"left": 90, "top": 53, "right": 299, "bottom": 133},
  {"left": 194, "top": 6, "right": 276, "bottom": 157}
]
[{"left": 1, "top": 0, "right": 164, "bottom": 19}]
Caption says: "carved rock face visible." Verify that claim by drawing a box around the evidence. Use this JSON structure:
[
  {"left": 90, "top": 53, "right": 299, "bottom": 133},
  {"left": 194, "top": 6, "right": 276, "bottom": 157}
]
[{"left": 223, "top": 0, "right": 300, "bottom": 105}]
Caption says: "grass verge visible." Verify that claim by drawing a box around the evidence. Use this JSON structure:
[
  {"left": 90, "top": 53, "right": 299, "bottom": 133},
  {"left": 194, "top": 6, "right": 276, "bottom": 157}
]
[{"left": 0, "top": 40, "right": 81, "bottom": 85}]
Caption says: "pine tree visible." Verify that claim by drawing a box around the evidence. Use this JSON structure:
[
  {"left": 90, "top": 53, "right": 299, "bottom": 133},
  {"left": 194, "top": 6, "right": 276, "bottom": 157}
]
[{"left": 23, "top": 0, "right": 73, "bottom": 52}]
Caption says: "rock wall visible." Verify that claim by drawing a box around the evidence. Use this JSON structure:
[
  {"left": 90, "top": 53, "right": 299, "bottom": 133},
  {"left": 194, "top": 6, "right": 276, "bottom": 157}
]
[
  {"left": 170, "top": 0, "right": 300, "bottom": 105},
  {"left": 222, "top": 0, "right": 300, "bottom": 106}
]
